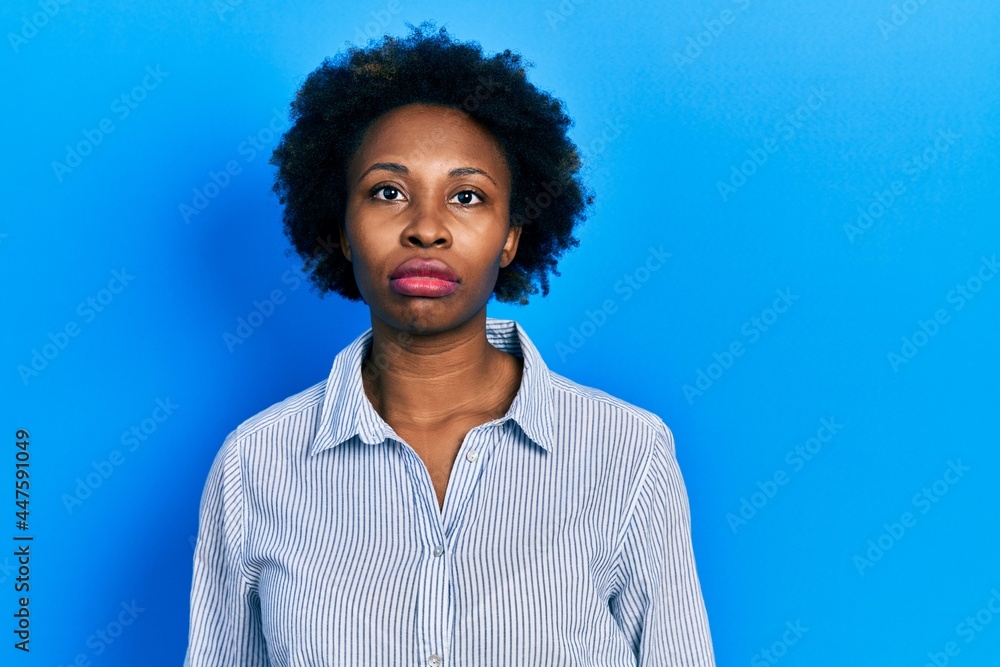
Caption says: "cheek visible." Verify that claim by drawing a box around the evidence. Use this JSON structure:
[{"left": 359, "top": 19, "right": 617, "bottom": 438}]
[{"left": 344, "top": 223, "right": 393, "bottom": 282}]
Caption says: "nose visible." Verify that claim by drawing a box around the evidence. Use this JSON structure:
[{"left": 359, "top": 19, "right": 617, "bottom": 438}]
[{"left": 402, "top": 196, "right": 451, "bottom": 248}]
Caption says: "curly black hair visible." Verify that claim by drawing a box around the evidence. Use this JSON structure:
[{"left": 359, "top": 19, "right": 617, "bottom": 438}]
[{"left": 269, "top": 20, "right": 594, "bottom": 306}]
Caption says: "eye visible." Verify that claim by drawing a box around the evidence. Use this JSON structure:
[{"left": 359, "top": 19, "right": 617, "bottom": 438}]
[
  {"left": 370, "top": 184, "right": 404, "bottom": 201},
  {"left": 452, "top": 190, "right": 485, "bottom": 206}
]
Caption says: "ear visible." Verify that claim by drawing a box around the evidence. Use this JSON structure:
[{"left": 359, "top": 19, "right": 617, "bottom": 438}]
[
  {"left": 339, "top": 225, "right": 352, "bottom": 263},
  {"left": 500, "top": 224, "right": 522, "bottom": 268}
]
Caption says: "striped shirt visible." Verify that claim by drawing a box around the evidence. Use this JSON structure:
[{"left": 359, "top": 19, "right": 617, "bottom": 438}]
[{"left": 185, "top": 316, "right": 715, "bottom": 666}]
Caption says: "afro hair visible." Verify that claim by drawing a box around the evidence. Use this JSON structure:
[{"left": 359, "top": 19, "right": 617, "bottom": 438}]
[{"left": 269, "top": 20, "right": 594, "bottom": 305}]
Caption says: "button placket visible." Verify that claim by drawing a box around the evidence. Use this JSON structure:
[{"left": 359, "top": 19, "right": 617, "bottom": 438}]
[{"left": 395, "top": 440, "right": 449, "bottom": 667}]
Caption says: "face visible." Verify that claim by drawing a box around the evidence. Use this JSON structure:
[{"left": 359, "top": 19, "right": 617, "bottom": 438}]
[{"left": 341, "top": 102, "right": 520, "bottom": 333}]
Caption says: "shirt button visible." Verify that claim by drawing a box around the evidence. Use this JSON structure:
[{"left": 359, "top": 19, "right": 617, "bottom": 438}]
[
  {"left": 432, "top": 545, "right": 444, "bottom": 557},
  {"left": 465, "top": 450, "right": 478, "bottom": 462},
  {"left": 428, "top": 654, "right": 442, "bottom": 667}
]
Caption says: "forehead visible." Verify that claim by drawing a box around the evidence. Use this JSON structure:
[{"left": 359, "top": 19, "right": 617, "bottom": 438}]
[{"left": 350, "top": 102, "right": 509, "bottom": 172}]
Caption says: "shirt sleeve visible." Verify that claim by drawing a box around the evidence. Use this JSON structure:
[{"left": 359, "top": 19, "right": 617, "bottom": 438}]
[
  {"left": 184, "top": 431, "right": 271, "bottom": 666},
  {"left": 609, "top": 418, "right": 716, "bottom": 666}
]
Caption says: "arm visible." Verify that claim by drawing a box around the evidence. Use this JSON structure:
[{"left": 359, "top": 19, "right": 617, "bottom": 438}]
[
  {"left": 184, "top": 432, "right": 270, "bottom": 666},
  {"left": 609, "top": 419, "right": 716, "bottom": 666}
]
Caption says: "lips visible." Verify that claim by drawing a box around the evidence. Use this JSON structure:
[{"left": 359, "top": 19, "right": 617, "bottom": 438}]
[
  {"left": 388, "top": 257, "right": 459, "bottom": 297},
  {"left": 389, "top": 258, "right": 459, "bottom": 282}
]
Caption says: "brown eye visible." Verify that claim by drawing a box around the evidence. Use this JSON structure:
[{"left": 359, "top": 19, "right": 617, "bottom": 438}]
[
  {"left": 373, "top": 185, "right": 401, "bottom": 201},
  {"left": 452, "top": 190, "right": 484, "bottom": 205}
]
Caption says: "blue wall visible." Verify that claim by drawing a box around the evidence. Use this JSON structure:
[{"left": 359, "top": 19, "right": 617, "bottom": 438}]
[{"left": 3, "top": 0, "right": 998, "bottom": 664}]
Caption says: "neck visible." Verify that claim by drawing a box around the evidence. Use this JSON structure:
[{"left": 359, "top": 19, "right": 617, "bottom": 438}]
[{"left": 361, "top": 311, "right": 517, "bottom": 429}]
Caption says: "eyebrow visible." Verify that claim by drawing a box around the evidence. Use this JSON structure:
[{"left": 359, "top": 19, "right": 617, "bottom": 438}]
[{"left": 356, "top": 162, "right": 498, "bottom": 187}]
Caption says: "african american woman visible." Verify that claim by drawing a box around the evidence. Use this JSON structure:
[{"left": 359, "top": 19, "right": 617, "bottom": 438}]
[{"left": 185, "top": 21, "right": 716, "bottom": 667}]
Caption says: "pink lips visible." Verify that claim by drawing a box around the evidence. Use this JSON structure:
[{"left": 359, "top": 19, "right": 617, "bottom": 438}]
[{"left": 389, "top": 258, "right": 459, "bottom": 297}]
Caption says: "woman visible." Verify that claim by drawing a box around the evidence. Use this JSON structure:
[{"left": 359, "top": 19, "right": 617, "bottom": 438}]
[{"left": 185, "top": 21, "right": 715, "bottom": 666}]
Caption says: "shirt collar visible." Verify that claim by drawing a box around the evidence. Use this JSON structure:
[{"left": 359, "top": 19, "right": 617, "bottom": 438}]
[{"left": 308, "top": 317, "right": 555, "bottom": 456}]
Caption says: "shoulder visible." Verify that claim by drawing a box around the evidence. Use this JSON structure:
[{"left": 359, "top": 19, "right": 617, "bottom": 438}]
[
  {"left": 546, "top": 368, "right": 676, "bottom": 458},
  {"left": 199, "top": 379, "right": 328, "bottom": 506},
  {"left": 226, "top": 378, "right": 328, "bottom": 448}
]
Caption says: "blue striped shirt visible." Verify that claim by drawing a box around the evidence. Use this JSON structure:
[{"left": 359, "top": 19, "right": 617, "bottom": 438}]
[{"left": 185, "top": 316, "right": 715, "bottom": 666}]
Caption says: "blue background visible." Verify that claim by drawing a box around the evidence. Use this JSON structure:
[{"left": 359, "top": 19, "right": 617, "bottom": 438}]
[{"left": 3, "top": 0, "right": 998, "bottom": 664}]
